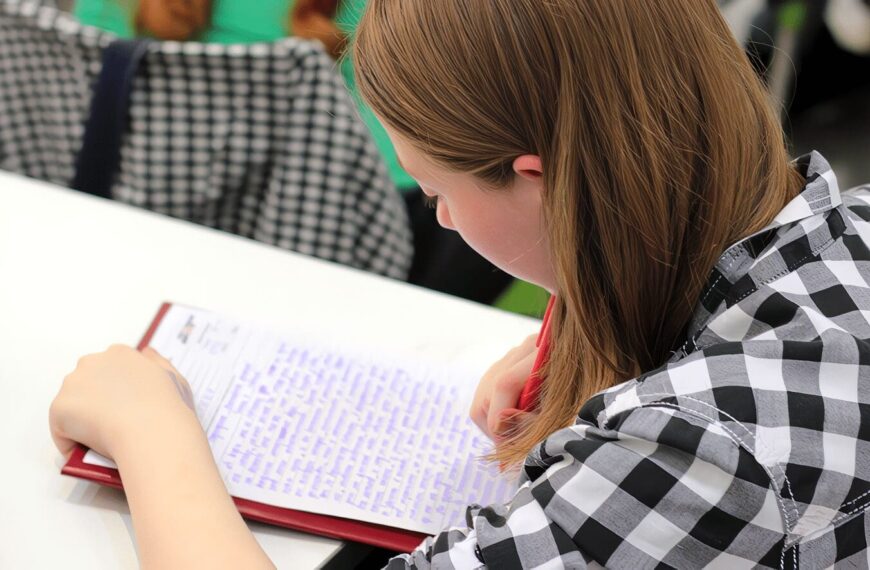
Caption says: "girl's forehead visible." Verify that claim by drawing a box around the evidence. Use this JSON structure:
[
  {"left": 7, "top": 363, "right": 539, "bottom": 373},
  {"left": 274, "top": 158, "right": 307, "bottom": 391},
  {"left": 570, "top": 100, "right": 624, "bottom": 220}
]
[
  {"left": 385, "top": 127, "right": 423, "bottom": 169},
  {"left": 388, "top": 130, "right": 446, "bottom": 181},
  {"left": 383, "top": 122, "right": 485, "bottom": 189}
]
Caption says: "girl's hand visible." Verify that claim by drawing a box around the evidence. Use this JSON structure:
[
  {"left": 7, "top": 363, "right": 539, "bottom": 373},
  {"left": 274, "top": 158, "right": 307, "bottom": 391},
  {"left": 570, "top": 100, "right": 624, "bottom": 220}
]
[
  {"left": 51, "top": 346, "right": 275, "bottom": 568},
  {"left": 49, "top": 345, "right": 196, "bottom": 461},
  {"left": 470, "top": 334, "right": 539, "bottom": 441}
]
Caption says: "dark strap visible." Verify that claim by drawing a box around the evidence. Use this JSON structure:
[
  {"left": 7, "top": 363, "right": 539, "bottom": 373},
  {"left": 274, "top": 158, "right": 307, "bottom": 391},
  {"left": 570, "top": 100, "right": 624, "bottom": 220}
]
[{"left": 71, "top": 39, "right": 151, "bottom": 199}]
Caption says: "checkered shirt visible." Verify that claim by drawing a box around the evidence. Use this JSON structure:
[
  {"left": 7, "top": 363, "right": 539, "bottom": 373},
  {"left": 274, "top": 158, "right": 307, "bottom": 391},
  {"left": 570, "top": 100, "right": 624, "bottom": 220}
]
[
  {"left": 0, "top": 0, "right": 412, "bottom": 279},
  {"left": 389, "top": 152, "right": 870, "bottom": 569}
]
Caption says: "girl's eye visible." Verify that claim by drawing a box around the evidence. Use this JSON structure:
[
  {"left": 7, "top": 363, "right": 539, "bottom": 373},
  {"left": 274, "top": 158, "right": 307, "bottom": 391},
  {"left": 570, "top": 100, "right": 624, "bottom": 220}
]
[{"left": 423, "top": 194, "right": 439, "bottom": 209}]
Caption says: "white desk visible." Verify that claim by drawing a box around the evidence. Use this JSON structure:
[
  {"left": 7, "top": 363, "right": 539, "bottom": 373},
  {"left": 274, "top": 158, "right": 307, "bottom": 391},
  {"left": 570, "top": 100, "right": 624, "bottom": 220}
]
[{"left": 0, "top": 172, "right": 540, "bottom": 568}]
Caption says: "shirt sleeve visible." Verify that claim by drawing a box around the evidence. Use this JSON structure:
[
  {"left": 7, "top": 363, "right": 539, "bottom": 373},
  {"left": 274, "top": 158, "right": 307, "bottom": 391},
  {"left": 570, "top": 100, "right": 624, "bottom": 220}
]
[{"left": 384, "top": 405, "right": 787, "bottom": 569}]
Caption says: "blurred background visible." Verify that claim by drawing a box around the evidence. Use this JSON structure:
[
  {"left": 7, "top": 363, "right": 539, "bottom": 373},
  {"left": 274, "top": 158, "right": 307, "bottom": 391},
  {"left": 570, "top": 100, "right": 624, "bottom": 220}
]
[
  {"left": 48, "top": 0, "right": 870, "bottom": 189},
  {"left": 721, "top": 0, "right": 870, "bottom": 190},
  {"left": 7, "top": 0, "right": 870, "bottom": 320}
]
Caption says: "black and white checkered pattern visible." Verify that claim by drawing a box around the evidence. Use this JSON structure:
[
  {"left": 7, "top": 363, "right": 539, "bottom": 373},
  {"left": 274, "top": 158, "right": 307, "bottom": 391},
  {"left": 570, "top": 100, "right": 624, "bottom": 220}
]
[
  {"left": 389, "top": 153, "right": 870, "bottom": 568},
  {"left": 0, "top": 1, "right": 102, "bottom": 187},
  {"left": 0, "top": 0, "right": 412, "bottom": 279}
]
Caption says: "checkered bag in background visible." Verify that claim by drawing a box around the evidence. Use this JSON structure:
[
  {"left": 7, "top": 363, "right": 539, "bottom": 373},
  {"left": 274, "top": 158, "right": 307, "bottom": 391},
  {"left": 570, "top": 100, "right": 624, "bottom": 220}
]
[{"left": 0, "top": 0, "right": 413, "bottom": 279}]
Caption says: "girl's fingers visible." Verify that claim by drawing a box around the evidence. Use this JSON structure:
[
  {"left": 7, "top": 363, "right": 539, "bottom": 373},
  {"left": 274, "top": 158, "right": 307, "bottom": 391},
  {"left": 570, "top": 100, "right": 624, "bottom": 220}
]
[
  {"left": 521, "top": 333, "right": 538, "bottom": 349},
  {"left": 492, "top": 407, "right": 525, "bottom": 442},
  {"left": 471, "top": 335, "right": 540, "bottom": 440},
  {"left": 141, "top": 346, "right": 174, "bottom": 370},
  {"left": 167, "top": 370, "right": 196, "bottom": 410},
  {"left": 49, "top": 394, "right": 79, "bottom": 459},
  {"left": 50, "top": 428, "right": 76, "bottom": 459},
  {"left": 503, "top": 334, "right": 540, "bottom": 367},
  {"left": 486, "top": 351, "right": 538, "bottom": 438},
  {"left": 142, "top": 347, "right": 196, "bottom": 410}
]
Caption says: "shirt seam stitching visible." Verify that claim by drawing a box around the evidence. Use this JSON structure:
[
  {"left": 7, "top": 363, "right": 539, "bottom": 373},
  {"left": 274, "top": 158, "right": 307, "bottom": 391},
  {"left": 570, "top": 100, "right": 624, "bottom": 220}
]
[
  {"left": 694, "top": 219, "right": 843, "bottom": 353},
  {"left": 607, "top": 397, "right": 798, "bottom": 532}
]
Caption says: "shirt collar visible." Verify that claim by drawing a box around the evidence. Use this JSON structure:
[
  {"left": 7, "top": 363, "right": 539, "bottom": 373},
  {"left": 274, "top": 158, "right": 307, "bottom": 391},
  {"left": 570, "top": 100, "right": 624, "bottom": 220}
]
[
  {"left": 682, "top": 151, "right": 842, "bottom": 352},
  {"left": 769, "top": 151, "right": 842, "bottom": 227},
  {"left": 711, "top": 150, "right": 840, "bottom": 283}
]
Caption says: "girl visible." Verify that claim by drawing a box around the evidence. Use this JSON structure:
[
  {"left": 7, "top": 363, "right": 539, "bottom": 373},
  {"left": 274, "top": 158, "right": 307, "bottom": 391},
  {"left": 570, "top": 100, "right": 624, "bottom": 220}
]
[{"left": 50, "top": 0, "right": 870, "bottom": 567}]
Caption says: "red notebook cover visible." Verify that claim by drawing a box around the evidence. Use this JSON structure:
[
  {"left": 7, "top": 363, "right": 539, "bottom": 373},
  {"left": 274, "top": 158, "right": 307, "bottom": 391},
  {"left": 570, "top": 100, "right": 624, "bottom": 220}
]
[{"left": 61, "top": 302, "right": 427, "bottom": 553}]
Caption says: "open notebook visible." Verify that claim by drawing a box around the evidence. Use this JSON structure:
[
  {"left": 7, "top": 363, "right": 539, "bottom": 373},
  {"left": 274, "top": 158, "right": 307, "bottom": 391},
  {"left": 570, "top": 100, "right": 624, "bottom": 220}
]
[{"left": 63, "top": 303, "right": 517, "bottom": 552}]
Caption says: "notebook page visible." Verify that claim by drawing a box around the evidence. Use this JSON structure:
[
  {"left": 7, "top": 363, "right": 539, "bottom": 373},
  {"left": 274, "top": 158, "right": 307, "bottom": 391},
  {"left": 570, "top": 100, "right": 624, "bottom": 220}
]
[{"left": 85, "top": 305, "right": 517, "bottom": 535}]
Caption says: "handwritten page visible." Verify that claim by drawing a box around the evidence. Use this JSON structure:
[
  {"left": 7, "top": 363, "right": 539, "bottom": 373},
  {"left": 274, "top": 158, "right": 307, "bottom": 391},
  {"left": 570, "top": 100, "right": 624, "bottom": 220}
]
[{"left": 85, "top": 305, "right": 517, "bottom": 535}]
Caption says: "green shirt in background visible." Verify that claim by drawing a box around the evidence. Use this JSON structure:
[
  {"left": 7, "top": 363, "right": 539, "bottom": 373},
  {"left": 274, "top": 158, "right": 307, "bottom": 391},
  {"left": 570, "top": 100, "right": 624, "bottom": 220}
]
[
  {"left": 334, "top": 0, "right": 416, "bottom": 191},
  {"left": 73, "top": 0, "right": 417, "bottom": 191},
  {"left": 73, "top": 0, "right": 133, "bottom": 37}
]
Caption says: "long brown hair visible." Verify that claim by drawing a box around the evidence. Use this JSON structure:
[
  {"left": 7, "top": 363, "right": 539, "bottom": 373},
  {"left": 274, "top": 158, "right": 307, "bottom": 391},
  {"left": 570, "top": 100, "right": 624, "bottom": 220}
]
[
  {"left": 354, "top": 0, "right": 804, "bottom": 466},
  {"left": 134, "top": 0, "right": 347, "bottom": 58}
]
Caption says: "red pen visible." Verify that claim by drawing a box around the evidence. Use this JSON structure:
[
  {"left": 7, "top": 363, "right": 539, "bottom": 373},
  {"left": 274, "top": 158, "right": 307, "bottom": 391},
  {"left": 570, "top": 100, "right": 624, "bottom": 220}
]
[{"left": 516, "top": 295, "right": 556, "bottom": 412}]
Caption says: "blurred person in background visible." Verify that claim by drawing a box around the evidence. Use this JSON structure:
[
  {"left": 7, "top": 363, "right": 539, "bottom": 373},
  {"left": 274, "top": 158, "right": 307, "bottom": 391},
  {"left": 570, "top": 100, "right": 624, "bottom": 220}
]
[{"left": 73, "top": 0, "right": 516, "bottom": 305}]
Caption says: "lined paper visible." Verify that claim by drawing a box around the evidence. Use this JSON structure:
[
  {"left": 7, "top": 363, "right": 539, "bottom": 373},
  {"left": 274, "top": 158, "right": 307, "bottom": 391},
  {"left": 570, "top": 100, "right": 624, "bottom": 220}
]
[{"left": 85, "top": 305, "right": 516, "bottom": 534}]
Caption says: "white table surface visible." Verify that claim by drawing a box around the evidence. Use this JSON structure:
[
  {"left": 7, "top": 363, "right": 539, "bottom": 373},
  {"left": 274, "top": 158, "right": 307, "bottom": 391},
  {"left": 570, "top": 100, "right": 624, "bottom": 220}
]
[{"left": 0, "top": 171, "right": 540, "bottom": 569}]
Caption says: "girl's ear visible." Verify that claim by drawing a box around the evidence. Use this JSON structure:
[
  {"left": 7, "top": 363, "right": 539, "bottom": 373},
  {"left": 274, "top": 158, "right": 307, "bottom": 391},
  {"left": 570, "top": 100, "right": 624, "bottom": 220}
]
[{"left": 512, "top": 155, "right": 544, "bottom": 183}]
